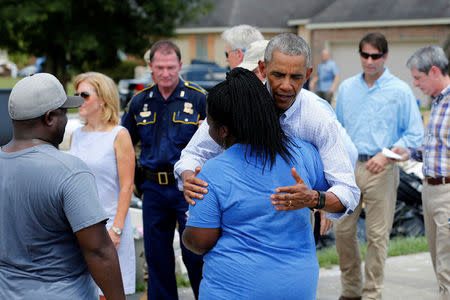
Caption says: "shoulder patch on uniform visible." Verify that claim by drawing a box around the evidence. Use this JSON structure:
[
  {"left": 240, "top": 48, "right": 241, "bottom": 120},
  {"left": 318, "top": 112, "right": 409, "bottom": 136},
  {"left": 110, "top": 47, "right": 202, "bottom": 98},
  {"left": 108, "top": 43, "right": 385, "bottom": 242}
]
[{"left": 184, "top": 81, "right": 207, "bottom": 95}]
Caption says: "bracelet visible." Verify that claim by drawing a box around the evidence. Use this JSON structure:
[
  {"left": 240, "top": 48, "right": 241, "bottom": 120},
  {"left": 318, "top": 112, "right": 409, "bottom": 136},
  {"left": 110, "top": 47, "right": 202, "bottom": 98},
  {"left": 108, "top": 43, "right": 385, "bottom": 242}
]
[{"left": 313, "top": 190, "right": 326, "bottom": 209}]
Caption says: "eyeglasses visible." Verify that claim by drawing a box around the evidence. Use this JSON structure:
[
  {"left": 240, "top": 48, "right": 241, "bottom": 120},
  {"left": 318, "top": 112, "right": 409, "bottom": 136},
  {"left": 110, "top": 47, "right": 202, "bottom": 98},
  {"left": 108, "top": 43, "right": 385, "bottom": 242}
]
[
  {"left": 360, "top": 51, "right": 385, "bottom": 60},
  {"left": 74, "top": 91, "right": 90, "bottom": 99},
  {"left": 225, "top": 48, "right": 245, "bottom": 58},
  {"left": 224, "top": 50, "right": 233, "bottom": 59}
]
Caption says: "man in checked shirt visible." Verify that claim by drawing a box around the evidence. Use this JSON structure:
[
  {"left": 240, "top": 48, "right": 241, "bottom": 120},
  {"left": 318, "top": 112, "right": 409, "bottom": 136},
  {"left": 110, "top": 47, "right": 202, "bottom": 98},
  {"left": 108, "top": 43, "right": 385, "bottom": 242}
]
[{"left": 393, "top": 45, "right": 450, "bottom": 300}]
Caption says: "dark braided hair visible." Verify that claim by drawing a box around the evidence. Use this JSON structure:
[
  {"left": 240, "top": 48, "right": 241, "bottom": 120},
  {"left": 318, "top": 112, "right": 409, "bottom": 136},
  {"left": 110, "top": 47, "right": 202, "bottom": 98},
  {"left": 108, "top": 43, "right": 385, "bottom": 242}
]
[{"left": 207, "top": 67, "right": 296, "bottom": 171}]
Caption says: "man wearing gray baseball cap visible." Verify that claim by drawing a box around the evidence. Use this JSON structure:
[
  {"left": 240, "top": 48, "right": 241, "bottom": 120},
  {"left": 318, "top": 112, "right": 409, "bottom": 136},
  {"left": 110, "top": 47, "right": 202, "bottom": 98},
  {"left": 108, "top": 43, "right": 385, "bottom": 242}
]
[{"left": 0, "top": 73, "right": 125, "bottom": 300}]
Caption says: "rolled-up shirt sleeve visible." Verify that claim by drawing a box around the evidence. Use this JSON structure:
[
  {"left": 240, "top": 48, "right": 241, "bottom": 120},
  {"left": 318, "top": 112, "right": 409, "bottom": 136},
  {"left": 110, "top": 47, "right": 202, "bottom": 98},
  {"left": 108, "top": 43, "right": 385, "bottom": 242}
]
[
  {"left": 283, "top": 90, "right": 360, "bottom": 219},
  {"left": 174, "top": 119, "right": 223, "bottom": 190},
  {"left": 316, "top": 119, "right": 360, "bottom": 219}
]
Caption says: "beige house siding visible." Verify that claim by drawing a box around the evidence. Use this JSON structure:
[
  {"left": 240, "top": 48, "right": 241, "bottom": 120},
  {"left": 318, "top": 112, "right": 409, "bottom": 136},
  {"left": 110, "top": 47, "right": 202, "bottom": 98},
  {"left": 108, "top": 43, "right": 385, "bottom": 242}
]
[{"left": 207, "top": 34, "right": 215, "bottom": 61}]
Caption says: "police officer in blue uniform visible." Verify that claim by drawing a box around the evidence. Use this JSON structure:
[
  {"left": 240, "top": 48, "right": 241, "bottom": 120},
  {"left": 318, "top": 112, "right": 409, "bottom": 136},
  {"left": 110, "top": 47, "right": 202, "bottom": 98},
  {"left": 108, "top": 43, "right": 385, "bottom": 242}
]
[{"left": 121, "top": 40, "right": 205, "bottom": 300}]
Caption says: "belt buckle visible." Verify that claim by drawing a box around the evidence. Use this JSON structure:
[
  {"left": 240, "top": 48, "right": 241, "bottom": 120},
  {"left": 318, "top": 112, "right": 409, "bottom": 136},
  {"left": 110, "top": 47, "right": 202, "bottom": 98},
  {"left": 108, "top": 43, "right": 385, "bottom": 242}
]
[{"left": 157, "top": 172, "right": 169, "bottom": 185}]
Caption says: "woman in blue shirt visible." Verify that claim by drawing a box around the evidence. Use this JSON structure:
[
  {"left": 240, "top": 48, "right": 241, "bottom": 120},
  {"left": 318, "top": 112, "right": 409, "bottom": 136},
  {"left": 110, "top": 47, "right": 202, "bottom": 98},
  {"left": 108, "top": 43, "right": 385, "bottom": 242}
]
[{"left": 182, "top": 68, "right": 345, "bottom": 299}]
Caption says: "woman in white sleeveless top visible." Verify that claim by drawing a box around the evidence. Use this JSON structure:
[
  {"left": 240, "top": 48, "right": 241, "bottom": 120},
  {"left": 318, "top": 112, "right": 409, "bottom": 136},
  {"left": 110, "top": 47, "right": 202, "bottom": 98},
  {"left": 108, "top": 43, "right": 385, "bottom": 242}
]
[{"left": 69, "top": 72, "right": 136, "bottom": 298}]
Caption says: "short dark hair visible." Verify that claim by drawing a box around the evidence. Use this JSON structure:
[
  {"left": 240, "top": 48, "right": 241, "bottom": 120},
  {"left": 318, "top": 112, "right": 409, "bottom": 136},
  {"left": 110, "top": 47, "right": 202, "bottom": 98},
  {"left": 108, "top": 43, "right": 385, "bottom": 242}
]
[
  {"left": 359, "top": 32, "right": 388, "bottom": 54},
  {"left": 207, "top": 67, "right": 295, "bottom": 171},
  {"left": 149, "top": 40, "right": 181, "bottom": 62}
]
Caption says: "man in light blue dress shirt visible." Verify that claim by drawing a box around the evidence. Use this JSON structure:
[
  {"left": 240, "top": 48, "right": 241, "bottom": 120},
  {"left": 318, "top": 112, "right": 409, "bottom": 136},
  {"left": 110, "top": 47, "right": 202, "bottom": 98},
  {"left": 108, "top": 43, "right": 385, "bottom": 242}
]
[{"left": 334, "top": 32, "right": 424, "bottom": 300}]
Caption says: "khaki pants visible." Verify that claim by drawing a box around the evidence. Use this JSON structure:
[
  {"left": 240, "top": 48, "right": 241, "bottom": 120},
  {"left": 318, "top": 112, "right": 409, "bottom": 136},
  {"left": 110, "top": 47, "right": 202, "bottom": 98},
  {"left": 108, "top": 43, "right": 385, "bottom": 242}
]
[
  {"left": 422, "top": 182, "right": 450, "bottom": 300},
  {"left": 334, "top": 161, "right": 399, "bottom": 300}
]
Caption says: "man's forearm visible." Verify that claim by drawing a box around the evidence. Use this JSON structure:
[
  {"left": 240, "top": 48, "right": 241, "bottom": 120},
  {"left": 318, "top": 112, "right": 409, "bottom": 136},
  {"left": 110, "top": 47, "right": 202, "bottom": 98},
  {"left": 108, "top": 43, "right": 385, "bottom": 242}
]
[
  {"left": 77, "top": 224, "right": 125, "bottom": 300},
  {"left": 317, "top": 117, "right": 359, "bottom": 217},
  {"left": 320, "top": 140, "right": 360, "bottom": 219},
  {"left": 174, "top": 120, "right": 222, "bottom": 190},
  {"left": 84, "top": 244, "right": 125, "bottom": 300},
  {"left": 313, "top": 191, "right": 345, "bottom": 213}
]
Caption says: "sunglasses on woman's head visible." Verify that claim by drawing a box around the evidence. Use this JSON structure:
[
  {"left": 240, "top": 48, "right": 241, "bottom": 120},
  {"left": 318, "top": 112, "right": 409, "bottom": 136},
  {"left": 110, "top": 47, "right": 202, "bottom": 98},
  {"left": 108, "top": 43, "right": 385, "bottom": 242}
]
[
  {"left": 74, "top": 91, "right": 90, "bottom": 99},
  {"left": 359, "top": 51, "right": 385, "bottom": 60}
]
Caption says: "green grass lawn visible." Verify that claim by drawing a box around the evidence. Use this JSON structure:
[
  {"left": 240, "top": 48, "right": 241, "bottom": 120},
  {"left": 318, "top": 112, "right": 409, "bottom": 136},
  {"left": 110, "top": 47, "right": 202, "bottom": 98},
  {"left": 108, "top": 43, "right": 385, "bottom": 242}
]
[
  {"left": 0, "top": 77, "right": 21, "bottom": 89},
  {"left": 317, "top": 235, "right": 429, "bottom": 269},
  {"left": 0, "top": 76, "right": 75, "bottom": 93},
  {"left": 1, "top": 76, "right": 77, "bottom": 113}
]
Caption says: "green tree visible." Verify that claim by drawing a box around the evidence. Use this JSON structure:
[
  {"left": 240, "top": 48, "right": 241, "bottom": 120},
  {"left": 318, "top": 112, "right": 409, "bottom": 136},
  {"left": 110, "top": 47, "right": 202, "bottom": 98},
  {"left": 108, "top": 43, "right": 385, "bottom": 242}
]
[{"left": 0, "top": 0, "right": 213, "bottom": 85}]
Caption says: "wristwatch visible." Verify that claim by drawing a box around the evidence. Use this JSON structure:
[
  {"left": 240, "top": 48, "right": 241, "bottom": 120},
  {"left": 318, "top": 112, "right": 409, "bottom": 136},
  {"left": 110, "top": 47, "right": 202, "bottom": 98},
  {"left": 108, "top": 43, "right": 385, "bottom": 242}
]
[
  {"left": 313, "top": 190, "right": 326, "bottom": 209},
  {"left": 111, "top": 226, "right": 122, "bottom": 236}
]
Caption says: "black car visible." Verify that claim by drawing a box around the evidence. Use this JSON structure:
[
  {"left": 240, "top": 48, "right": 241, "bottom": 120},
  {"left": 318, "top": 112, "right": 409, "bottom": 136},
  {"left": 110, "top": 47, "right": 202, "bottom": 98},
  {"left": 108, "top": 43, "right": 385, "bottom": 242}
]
[
  {"left": 118, "top": 61, "right": 227, "bottom": 109},
  {"left": 179, "top": 63, "right": 227, "bottom": 91}
]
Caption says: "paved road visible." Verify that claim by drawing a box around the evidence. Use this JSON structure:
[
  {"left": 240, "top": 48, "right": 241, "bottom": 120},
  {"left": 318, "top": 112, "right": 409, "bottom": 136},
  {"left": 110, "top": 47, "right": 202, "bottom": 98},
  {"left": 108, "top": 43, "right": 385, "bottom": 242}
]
[
  {"left": 127, "top": 252, "right": 439, "bottom": 300},
  {"left": 317, "top": 252, "right": 438, "bottom": 300}
]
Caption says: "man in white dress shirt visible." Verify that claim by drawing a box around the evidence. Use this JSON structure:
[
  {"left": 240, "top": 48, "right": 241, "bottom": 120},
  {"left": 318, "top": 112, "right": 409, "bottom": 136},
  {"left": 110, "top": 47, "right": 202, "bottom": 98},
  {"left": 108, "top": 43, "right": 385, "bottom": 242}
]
[{"left": 175, "top": 33, "right": 360, "bottom": 223}]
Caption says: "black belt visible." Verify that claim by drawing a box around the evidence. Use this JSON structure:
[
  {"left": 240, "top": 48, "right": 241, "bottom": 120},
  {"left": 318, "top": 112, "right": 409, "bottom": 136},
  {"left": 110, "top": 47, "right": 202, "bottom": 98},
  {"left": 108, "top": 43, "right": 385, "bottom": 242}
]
[
  {"left": 358, "top": 154, "right": 374, "bottom": 162},
  {"left": 426, "top": 176, "right": 450, "bottom": 185},
  {"left": 144, "top": 168, "right": 176, "bottom": 185}
]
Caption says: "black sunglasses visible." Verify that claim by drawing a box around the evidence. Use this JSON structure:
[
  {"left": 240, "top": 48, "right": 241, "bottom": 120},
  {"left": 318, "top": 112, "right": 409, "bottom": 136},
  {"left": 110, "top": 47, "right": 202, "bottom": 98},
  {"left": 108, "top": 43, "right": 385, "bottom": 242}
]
[
  {"left": 74, "top": 91, "right": 90, "bottom": 99},
  {"left": 360, "top": 51, "right": 385, "bottom": 60}
]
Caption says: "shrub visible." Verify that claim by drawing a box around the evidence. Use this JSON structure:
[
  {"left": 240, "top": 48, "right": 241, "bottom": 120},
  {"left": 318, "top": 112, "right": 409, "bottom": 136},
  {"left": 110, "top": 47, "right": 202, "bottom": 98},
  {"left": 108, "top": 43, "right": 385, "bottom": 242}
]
[{"left": 101, "top": 60, "right": 140, "bottom": 83}]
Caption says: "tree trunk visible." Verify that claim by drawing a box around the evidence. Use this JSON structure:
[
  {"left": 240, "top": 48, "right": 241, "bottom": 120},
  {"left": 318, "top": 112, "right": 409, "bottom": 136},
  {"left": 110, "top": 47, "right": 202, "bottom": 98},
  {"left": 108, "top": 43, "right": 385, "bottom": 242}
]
[{"left": 45, "top": 53, "right": 69, "bottom": 92}]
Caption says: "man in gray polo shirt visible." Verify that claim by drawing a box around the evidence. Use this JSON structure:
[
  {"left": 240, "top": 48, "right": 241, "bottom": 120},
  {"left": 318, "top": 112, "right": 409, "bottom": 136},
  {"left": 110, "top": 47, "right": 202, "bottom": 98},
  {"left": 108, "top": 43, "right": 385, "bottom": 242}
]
[{"left": 0, "top": 73, "right": 125, "bottom": 299}]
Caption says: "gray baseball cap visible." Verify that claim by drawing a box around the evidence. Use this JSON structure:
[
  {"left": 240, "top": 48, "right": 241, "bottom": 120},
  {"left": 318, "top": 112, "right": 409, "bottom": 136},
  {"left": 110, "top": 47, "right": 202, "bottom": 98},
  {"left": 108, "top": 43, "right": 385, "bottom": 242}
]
[{"left": 8, "top": 73, "right": 84, "bottom": 120}]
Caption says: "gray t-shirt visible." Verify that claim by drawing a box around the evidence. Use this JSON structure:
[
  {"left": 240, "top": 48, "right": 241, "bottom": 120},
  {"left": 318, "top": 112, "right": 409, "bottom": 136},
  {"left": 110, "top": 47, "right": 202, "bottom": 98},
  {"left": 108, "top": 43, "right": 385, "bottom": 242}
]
[{"left": 0, "top": 144, "right": 108, "bottom": 299}]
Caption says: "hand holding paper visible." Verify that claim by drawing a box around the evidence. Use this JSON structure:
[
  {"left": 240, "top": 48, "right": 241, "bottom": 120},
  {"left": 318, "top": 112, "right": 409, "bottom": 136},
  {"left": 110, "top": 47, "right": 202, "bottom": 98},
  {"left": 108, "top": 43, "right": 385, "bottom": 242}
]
[{"left": 382, "top": 147, "right": 403, "bottom": 160}]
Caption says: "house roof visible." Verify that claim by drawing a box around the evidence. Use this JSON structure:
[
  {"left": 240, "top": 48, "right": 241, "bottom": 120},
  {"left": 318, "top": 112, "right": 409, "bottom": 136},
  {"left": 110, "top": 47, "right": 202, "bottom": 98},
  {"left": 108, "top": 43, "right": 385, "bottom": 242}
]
[
  {"left": 177, "top": 0, "right": 450, "bottom": 33},
  {"left": 178, "top": 0, "right": 334, "bottom": 33},
  {"left": 310, "top": 0, "right": 450, "bottom": 23}
]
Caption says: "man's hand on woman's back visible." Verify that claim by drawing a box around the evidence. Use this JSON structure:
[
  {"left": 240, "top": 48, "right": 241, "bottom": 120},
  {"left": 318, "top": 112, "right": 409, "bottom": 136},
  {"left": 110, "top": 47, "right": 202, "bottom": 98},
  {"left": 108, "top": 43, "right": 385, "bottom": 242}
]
[{"left": 182, "top": 167, "right": 209, "bottom": 205}]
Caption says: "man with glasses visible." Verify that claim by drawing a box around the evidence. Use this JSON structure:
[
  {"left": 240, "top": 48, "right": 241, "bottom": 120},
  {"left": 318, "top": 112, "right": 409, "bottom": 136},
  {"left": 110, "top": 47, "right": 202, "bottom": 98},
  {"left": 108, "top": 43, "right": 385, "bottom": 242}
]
[
  {"left": 392, "top": 46, "right": 450, "bottom": 299},
  {"left": 221, "top": 24, "right": 264, "bottom": 70},
  {"left": 334, "top": 32, "right": 424, "bottom": 300}
]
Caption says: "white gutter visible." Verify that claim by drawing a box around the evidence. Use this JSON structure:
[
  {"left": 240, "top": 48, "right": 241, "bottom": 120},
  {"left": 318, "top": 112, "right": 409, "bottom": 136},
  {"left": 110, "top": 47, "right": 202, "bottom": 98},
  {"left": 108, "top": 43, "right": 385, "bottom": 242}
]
[
  {"left": 306, "top": 18, "right": 450, "bottom": 29},
  {"left": 175, "top": 27, "right": 291, "bottom": 34},
  {"left": 287, "top": 19, "right": 310, "bottom": 26}
]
